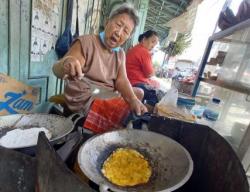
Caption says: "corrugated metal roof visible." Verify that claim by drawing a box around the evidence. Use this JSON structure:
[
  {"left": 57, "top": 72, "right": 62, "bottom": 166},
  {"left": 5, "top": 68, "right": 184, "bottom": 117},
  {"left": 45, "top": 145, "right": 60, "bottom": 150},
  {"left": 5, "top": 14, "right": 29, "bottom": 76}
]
[{"left": 144, "top": 0, "right": 193, "bottom": 40}]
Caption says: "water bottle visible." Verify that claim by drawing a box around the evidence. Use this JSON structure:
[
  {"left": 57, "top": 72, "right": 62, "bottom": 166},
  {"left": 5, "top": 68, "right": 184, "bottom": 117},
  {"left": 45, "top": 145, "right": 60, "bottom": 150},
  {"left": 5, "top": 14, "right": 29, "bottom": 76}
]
[{"left": 203, "top": 97, "right": 222, "bottom": 121}]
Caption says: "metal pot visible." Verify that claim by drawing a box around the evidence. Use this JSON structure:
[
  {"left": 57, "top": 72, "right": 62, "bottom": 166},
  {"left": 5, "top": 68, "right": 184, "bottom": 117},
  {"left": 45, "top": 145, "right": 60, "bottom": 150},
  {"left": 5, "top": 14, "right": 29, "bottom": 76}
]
[
  {"left": 0, "top": 113, "right": 79, "bottom": 154},
  {"left": 78, "top": 129, "right": 193, "bottom": 192}
]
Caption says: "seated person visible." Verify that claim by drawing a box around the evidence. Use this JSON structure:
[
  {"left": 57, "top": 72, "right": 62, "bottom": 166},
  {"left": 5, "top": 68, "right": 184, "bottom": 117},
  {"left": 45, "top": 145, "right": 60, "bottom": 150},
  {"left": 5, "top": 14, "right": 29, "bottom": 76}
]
[
  {"left": 126, "top": 30, "right": 159, "bottom": 107},
  {"left": 52, "top": 3, "right": 147, "bottom": 133}
]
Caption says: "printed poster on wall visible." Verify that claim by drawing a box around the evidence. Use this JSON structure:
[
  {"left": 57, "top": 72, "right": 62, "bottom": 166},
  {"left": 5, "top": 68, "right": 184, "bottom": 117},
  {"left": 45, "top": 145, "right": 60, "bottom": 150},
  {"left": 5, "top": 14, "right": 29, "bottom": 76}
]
[{"left": 30, "top": 0, "right": 61, "bottom": 62}]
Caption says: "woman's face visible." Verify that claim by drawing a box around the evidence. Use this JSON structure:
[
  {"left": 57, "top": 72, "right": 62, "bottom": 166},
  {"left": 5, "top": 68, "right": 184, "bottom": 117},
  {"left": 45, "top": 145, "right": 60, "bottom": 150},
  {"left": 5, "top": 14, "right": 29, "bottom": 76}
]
[
  {"left": 142, "top": 35, "right": 159, "bottom": 51},
  {"left": 104, "top": 13, "right": 135, "bottom": 49}
]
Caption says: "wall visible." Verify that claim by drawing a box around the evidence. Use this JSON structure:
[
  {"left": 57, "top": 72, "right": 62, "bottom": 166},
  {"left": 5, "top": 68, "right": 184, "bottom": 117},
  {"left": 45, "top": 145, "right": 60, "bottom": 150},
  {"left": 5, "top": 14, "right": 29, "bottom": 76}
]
[
  {"left": 0, "top": 0, "right": 147, "bottom": 111},
  {"left": 0, "top": 0, "right": 103, "bottom": 111},
  {"left": 0, "top": 0, "right": 65, "bottom": 109}
]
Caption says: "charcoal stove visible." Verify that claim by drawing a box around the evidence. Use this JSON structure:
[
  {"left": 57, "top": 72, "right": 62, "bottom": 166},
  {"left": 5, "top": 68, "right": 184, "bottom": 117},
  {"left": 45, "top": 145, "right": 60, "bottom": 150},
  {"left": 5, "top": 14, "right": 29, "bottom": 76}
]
[
  {"left": 0, "top": 146, "right": 36, "bottom": 192},
  {"left": 0, "top": 116, "right": 248, "bottom": 192},
  {"left": 0, "top": 130, "right": 95, "bottom": 192}
]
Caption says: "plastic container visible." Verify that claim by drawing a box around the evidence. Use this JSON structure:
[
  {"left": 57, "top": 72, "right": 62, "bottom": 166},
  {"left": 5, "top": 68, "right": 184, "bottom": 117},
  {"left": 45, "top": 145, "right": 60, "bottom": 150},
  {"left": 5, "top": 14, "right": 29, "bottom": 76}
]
[
  {"left": 191, "top": 105, "right": 206, "bottom": 118},
  {"left": 203, "top": 97, "right": 222, "bottom": 121}
]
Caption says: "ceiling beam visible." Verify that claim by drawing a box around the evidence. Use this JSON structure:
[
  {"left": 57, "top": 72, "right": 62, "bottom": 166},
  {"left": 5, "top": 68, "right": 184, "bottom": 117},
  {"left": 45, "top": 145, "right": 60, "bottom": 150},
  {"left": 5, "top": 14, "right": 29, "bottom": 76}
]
[
  {"left": 145, "top": 24, "right": 169, "bottom": 32},
  {"left": 152, "top": 0, "right": 165, "bottom": 27},
  {"left": 150, "top": 0, "right": 189, "bottom": 17},
  {"left": 145, "top": 22, "right": 169, "bottom": 32},
  {"left": 147, "top": 8, "right": 174, "bottom": 18},
  {"left": 150, "top": 0, "right": 185, "bottom": 11},
  {"left": 144, "top": 0, "right": 191, "bottom": 41},
  {"left": 149, "top": 5, "right": 184, "bottom": 15},
  {"left": 147, "top": 23, "right": 169, "bottom": 31},
  {"left": 145, "top": 26, "right": 168, "bottom": 33},
  {"left": 150, "top": 0, "right": 178, "bottom": 9},
  {"left": 146, "top": 15, "right": 172, "bottom": 20},
  {"left": 145, "top": 27, "right": 167, "bottom": 33},
  {"left": 146, "top": 17, "right": 170, "bottom": 25}
]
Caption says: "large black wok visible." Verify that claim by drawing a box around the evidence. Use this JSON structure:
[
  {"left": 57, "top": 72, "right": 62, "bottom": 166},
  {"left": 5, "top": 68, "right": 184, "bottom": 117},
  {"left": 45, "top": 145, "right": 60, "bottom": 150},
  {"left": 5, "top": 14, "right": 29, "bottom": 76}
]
[
  {"left": 0, "top": 114, "right": 78, "bottom": 154},
  {"left": 78, "top": 129, "right": 193, "bottom": 192}
]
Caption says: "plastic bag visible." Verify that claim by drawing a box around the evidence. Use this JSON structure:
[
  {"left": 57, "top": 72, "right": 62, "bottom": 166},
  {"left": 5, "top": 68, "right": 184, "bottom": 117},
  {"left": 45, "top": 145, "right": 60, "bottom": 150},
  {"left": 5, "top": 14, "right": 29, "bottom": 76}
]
[
  {"left": 156, "top": 88, "right": 195, "bottom": 122},
  {"left": 55, "top": 0, "right": 79, "bottom": 58},
  {"left": 158, "top": 88, "right": 178, "bottom": 107}
]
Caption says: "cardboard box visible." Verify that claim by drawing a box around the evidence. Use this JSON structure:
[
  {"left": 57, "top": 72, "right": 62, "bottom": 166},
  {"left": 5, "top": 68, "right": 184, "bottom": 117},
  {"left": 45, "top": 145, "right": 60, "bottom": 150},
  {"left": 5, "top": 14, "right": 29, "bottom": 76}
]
[{"left": 0, "top": 73, "right": 39, "bottom": 115}]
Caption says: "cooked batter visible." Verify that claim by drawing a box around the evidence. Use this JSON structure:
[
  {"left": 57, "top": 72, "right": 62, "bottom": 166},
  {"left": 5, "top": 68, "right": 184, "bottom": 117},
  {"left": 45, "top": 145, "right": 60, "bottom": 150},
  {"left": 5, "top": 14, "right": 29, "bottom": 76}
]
[
  {"left": 0, "top": 127, "right": 52, "bottom": 148},
  {"left": 102, "top": 148, "right": 152, "bottom": 187}
]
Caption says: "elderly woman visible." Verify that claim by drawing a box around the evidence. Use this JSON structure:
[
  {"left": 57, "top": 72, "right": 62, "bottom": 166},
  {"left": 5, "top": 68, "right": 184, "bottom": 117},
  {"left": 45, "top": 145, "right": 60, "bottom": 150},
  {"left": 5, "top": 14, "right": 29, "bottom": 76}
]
[
  {"left": 126, "top": 30, "right": 160, "bottom": 107},
  {"left": 52, "top": 3, "right": 147, "bottom": 133}
]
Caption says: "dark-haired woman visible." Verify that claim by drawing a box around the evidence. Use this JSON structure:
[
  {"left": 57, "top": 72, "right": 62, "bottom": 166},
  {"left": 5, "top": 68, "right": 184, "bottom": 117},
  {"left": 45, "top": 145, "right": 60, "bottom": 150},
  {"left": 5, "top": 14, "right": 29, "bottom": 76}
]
[{"left": 126, "top": 30, "right": 159, "bottom": 107}]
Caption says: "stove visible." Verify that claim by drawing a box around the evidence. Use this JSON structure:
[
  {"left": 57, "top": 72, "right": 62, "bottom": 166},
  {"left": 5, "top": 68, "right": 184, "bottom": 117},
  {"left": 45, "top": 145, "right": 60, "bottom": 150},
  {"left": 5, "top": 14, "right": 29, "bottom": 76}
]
[
  {"left": 0, "top": 130, "right": 96, "bottom": 192},
  {"left": 0, "top": 116, "right": 248, "bottom": 192}
]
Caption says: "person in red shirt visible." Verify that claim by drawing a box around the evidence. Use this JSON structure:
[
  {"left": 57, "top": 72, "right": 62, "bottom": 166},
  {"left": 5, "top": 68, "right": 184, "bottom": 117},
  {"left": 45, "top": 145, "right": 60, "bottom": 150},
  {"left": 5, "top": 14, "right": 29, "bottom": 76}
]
[{"left": 126, "top": 30, "right": 159, "bottom": 106}]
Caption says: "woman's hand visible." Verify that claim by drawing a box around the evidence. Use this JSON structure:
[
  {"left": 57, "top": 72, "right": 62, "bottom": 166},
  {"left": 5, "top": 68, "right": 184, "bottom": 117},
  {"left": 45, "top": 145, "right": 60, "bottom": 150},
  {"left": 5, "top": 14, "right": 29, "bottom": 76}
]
[
  {"left": 53, "top": 41, "right": 85, "bottom": 79},
  {"left": 63, "top": 56, "right": 84, "bottom": 79},
  {"left": 129, "top": 98, "right": 148, "bottom": 116}
]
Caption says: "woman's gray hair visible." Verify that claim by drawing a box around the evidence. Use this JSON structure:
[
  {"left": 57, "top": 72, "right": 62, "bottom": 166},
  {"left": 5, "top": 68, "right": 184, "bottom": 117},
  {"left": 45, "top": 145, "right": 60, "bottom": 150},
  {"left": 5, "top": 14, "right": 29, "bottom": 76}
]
[{"left": 109, "top": 3, "right": 139, "bottom": 27}]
